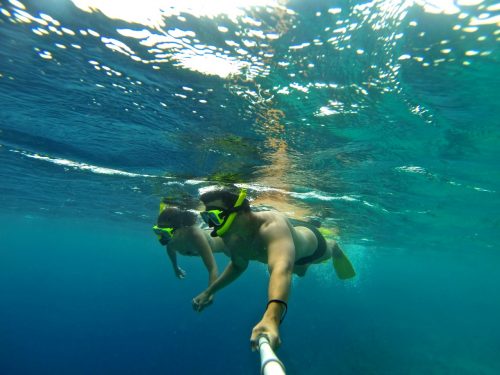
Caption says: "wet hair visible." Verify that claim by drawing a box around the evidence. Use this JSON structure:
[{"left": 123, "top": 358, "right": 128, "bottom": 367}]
[
  {"left": 157, "top": 207, "right": 197, "bottom": 228},
  {"left": 199, "top": 189, "right": 250, "bottom": 212}
]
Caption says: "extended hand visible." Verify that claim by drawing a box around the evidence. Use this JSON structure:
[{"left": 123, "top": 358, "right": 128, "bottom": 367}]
[
  {"left": 175, "top": 267, "right": 187, "bottom": 279},
  {"left": 192, "top": 290, "right": 214, "bottom": 312},
  {"left": 250, "top": 317, "right": 281, "bottom": 351}
]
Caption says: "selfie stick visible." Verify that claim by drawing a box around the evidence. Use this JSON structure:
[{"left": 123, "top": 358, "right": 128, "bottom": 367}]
[{"left": 258, "top": 336, "right": 286, "bottom": 375}]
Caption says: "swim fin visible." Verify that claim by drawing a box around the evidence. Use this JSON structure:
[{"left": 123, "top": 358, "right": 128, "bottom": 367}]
[{"left": 332, "top": 247, "right": 356, "bottom": 280}]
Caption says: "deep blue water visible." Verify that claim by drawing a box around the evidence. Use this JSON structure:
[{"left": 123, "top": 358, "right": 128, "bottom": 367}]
[{"left": 1, "top": 0, "right": 499, "bottom": 374}]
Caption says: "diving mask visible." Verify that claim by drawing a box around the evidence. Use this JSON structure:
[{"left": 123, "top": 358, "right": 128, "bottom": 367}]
[
  {"left": 153, "top": 225, "right": 175, "bottom": 245},
  {"left": 200, "top": 189, "right": 247, "bottom": 237},
  {"left": 200, "top": 209, "right": 227, "bottom": 227}
]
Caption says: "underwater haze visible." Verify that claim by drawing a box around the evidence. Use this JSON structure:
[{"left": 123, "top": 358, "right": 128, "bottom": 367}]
[{"left": 1, "top": 0, "right": 499, "bottom": 374}]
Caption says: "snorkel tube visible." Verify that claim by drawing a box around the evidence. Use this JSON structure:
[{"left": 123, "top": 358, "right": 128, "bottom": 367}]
[
  {"left": 159, "top": 200, "right": 167, "bottom": 214},
  {"left": 214, "top": 189, "right": 247, "bottom": 237},
  {"left": 154, "top": 200, "right": 168, "bottom": 242}
]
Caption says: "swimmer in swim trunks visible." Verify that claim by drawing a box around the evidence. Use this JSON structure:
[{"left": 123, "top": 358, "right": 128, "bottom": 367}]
[
  {"left": 191, "top": 187, "right": 355, "bottom": 351},
  {"left": 153, "top": 205, "right": 229, "bottom": 286}
]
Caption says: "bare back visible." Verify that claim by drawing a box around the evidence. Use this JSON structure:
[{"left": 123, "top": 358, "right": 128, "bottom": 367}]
[{"left": 224, "top": 211, "right": 319, "bottom": 264}]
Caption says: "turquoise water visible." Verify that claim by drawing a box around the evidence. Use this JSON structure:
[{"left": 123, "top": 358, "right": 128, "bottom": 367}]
[{"left": 1, "top": 0, "right": 499, "bottom": 374}]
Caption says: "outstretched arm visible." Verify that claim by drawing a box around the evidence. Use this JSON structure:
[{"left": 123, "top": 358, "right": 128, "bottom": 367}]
[
  {"left": 251, "top": 220, "right": 295, "bottom": 350},
  {"left": 207, "top": 257, "right": 248, "bottom": 295},
  {"left": 166, "top": 247, "right": 186, "bottom": 279},
  {"left": 192, "top": 256, "right": 248, "bottom": 312},
  {"left": 190, "top": 230, "right": 219, "bottom": 286}
]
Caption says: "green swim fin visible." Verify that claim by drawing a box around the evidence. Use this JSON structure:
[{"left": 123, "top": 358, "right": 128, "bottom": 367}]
[{"left": 332, "top": 247, "right": 356, "bottom": 280}]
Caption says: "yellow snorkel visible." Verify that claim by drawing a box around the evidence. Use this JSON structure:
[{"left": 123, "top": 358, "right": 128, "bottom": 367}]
[
  {"left": 159, "top": 200, "right": 167, "bottom": 214},
  {"left": 214, "top": 189, "right": 247, "bottom": 237},
  {"left": 154, "top": 199, "right": 169, "bottom": 242}
]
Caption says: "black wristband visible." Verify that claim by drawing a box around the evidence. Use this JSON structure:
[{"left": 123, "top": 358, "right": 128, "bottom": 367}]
[{"left": 266, "top": 299, "right": 288, "bottom": 324}]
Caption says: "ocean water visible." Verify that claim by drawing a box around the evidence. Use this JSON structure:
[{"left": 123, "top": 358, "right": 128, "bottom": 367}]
[{"left": 0, "top": 0, "right": 499, "bottom": 374}]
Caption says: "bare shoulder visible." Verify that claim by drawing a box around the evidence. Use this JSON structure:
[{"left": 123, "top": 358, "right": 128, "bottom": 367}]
[
  {"left": 179, "top": 226, "right": 207, "bottom": 245},
  {"left": 255, "top": 210, "right": 287, "bottom": 225},
  {"left": 181, "top": 225, "right": 204, "bottom": 237},
  {"left": 255, "top": 210, "right": 291, "bottom": 239}
]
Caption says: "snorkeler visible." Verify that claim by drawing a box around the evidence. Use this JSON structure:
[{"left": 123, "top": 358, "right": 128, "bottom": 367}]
[
  {"left": 153, "top": 203, "right": 229, "bottom": 287},
  {"left": 191, "top": 188, "right": 355, "bottom": 351}
]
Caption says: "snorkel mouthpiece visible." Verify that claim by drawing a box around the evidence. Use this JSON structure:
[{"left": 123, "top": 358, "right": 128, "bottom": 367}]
[{"left": 212, "top": 189, "right": 247, "bottom": 237}]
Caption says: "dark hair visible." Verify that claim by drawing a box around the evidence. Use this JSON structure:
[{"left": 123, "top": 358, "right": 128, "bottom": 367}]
[
  {"left": 200, "top": 189, "right": 250, "bottom": 212},
  {"left": 157, "top": 207, "right": 197, "bottom": 228}
]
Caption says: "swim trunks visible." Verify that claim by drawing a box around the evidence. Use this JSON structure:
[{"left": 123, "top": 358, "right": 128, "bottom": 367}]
[{"left": 289, "top": 218, "right": 327, "bottom": 265}]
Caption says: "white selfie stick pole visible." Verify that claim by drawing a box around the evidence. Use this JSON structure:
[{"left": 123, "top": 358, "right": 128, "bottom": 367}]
[{"left": 258, "top": 336, "right": 286, "bottom": 375}]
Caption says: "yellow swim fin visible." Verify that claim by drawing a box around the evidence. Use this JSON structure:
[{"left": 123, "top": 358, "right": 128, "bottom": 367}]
[
  {"left": 318, "top": 227, "right": 334, "bottom": 237},
  {"left": 332, "top": 247, "right": 356, "bottom": 280}
]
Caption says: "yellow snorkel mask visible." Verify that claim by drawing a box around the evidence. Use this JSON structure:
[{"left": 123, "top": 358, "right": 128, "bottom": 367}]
[
  {"left": 152, "top": 225, "right": 175, "bottom": 245},
  {"left": 153, "top": 199, "right": 175, "bottom": 245},
  {"left": 201, "top": 189, "right": 247, "bottom": 237}
]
